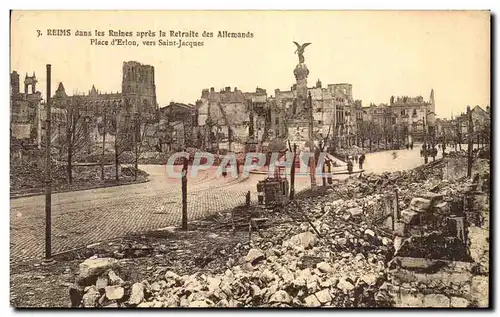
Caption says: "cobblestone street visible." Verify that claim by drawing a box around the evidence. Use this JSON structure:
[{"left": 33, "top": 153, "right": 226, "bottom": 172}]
[{"left": 10, "top": 147, "right": 436, "bottom": 262}]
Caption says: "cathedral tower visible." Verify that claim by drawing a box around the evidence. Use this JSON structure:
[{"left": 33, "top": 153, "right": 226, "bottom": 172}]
[{"left": 121, "top": 61, "right": 158, "bottom": 120}]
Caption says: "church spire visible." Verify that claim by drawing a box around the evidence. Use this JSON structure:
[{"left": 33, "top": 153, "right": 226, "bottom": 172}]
[{"left": 429, "top": 89, "right": 435, "bottom": 114}]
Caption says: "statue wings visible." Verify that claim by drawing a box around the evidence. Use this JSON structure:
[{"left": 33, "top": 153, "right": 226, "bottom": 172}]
[{"left": 293, "top": 41, "right": 311, "bottom": 53}]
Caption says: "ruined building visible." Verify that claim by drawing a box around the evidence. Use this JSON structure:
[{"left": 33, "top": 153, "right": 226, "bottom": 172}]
[
  {"left": 362, "top": 89, "right": 436, "bottom": 144},
  {"left": 196, "top": 87, "right": 270, "bottom": 153},
  {"left": 158, "top": 102, "right": 197, "bottom": 151},
  {"left": 10, "top": 61, "right": 160, "bottom": 154},
  {"left": 10, "top": 71, "right": 42, "bottom": 144},
  {"left": 275, "top": 81, "right": 363, "bottom": 150}
]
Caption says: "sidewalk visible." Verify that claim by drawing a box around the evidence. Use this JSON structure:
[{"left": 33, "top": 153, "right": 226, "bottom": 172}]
[
  {"left": 248, "top": 165, "right": 364, "bottom": 176},
  {"left": 10, "top": 178, "right": 150, "bottom": 199}
]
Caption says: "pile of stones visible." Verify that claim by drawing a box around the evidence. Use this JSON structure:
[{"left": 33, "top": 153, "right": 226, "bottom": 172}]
[
  {"left": 69, "top": 181, "right": 398, "bottom": 308},
  {"left": 71, "top": 227, "right": 394, "bottom": 308}
]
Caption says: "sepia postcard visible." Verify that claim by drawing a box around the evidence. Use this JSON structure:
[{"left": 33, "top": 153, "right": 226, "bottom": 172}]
[{"left": 9, "top": 10, "right": 491, "bottom": 308}]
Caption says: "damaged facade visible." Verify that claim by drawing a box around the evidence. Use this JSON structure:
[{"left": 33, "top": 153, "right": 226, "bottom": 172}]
[
  {"left": 196, "top": 87, "right": 271, "bottom": 153},
  {"left": 10, "top": 61, "right": 160, "bottom": 155},
  {"left": 362, "top": 90, "right": 436, "bottom": 145}
]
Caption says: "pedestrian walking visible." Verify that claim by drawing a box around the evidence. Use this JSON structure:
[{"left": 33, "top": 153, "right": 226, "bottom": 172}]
[
  {"left": 359, "top": 153, "right": 365, "bottom": 170},
  {"left": 354, "top": 155, "right": 358, "bottom": 163}
]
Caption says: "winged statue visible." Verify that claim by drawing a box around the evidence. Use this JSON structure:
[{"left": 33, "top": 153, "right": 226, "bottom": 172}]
[{"left": 293, "top": 42, "right": 311, "bottom": 63}]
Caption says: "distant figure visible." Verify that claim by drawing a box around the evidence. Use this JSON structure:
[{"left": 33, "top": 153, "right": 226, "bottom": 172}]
[
  {"left": 410, "top": 143, "right": 414, "bottom": 150},
  {"left": 347, "top": 159, "right": 353, "bottom": 174},
  {"left": 222, "top": 161, "right": 230, "bottom": 178},
  {"left": 392, "top": 151, "right": 398, "bottom": 160},
  {"left": 359, "top": 153, "right": 365, "bottom": 170},
  {"left": 354, "top": 155, "right": 358, "bottom": 163},
  {"left": 432, "top": 147, "right": 437, "bottom": 161}
]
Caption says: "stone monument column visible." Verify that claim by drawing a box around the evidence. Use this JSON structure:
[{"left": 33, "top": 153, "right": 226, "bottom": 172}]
[
  {"left": 294, "top": 63, "right": 309, "bottom": 100},
  {"left": 292, "top": 42, "right": 311, "bottom": 116}
]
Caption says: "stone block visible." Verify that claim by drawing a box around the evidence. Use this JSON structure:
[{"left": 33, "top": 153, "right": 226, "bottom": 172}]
[
  {"left": 450, "top": 296, "right": 470, "bottom": 308},
  {"left": 410, "top": 197, "right": 432, "bottom": 211},
  {"left": 423, "top": 293, "right": 450, "bottom": 307},
  {"left": 78, "top": 258, "right": 119, "bottom": 281}
]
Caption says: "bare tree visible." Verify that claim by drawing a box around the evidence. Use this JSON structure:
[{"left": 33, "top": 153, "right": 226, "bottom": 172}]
[
  {"left": 455, "top": 117, "right": 463, "bottom": 151},
  {"left": 110, "top": 105, "right": 130, "bottom": 183},
  {"left": 62, "top": 97, "right": 91, "bottom": 184},
  {"left": 99, "top": 103, "right": 114, "bottom": 180},
  {"left": 132, "top": 113, "right": 152, "bottom": 181}
]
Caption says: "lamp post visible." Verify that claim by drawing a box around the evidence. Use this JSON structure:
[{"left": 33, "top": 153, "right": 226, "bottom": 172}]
[{"left": 43, "top": 64, "right": 54, "bottom": 264}]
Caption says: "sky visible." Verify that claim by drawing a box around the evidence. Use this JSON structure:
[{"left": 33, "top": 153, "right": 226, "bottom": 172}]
[{"left": 10, "top": 10, "right": 490, "bottom": 118}]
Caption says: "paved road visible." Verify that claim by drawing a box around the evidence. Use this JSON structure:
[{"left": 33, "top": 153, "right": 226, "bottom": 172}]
[
  {"left": 362, "top": 144, "right": 443, "bottom": 174},
  {"left": 10, "top": 146, "right": 439, "bottom": 262}
]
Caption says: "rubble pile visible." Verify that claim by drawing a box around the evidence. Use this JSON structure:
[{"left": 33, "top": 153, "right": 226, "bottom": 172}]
[
  {"left": 386, "top": 259, "right": 479, "bottom": 308},
  {"left": 339, "top": 156, "right": 472, "bottom": 207},
  {"left": 68, "top": 152, "right": 488, "bottom": 308},
  {"left": 71, "top": 227, "right": 395, "bottom": 308},
  {"left": 11, "top": 159, "right": 67, "bottom": 191},
  {"left": 70, "top": 196, "right": 397, "bottom": 308}
]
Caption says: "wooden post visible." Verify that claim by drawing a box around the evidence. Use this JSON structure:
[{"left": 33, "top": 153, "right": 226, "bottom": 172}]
[
  {"left": 395, "top": 189, "right": 400, "bottom": 220},
  {"left": 290, "top": 143, "right": 297, "bottom": 200},
  {"left": 319, "top": 141, "right": 326, "bottom": 187},
  {"left": 181, "top": 155, "right": 188, "bottom": 230},
  {"left": 467, "top": 106, "right": 473, "bottom": 178},
  {"left": 423, "top": 113, "right": 428, "bottom": 164},
  {"left": 246, "top": 191, "right": 251, "bottom": 208},
  {"left": 293, "top": 200, "right": 322, "bottom": 239},
  {"left": 44, "top": 64, "right": 53, "bottom": 262}
]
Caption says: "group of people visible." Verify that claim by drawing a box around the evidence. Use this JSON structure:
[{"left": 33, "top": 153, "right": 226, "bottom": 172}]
[
  {"left": 420, "top": 144, "right": 439, "bottom": 161},
  {"left": 347, "top": 153, "right": 366, "bottom": 174}
]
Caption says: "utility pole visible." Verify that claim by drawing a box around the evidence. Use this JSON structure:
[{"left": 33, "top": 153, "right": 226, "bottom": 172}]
[
  {"left": 307, "top": 92, "right": 316, "bottom": 188},
  {"left": 467, "top": 106, "right": 473, "bottom": 178},
  {"left": 43, "top": 64, "right": 54, "bottom": 264}
]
